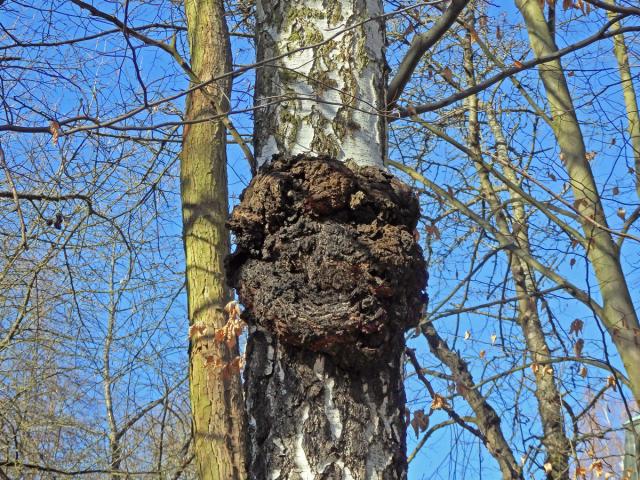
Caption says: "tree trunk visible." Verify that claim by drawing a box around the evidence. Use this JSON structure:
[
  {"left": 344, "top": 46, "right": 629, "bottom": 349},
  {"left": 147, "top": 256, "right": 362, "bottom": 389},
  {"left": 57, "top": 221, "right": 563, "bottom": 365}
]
[
  {"left": 228, "top": 155, "right": 426, "bottom": 479},
  {"left": 462, "top": 17, "right": 570, "bottom": 477},
  {"left": 516, "top": 0, "right": 640, "bottom": 403},
  {"left": 227, "top": 1, "right": 427, "bottom": 478},
  {"left": 486, "top": 107, "right": 571, "bottom": 480},
  {"left": 608, "top": 9, "right": 640, "bottom": 199},
  {"left": 253, "top": 0, "right": 387, "bottom": 168},
  {"left": 181, "top": 1, "right": 246, "bottom": 478}
]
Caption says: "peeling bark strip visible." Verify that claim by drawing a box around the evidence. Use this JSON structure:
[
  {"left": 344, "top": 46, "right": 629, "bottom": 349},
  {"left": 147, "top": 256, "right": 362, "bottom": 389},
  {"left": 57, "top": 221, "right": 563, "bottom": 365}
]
[
  {"left": 227, "top": 155, "right": 427, "bottom": 478},
  {"left": 254, "top": 0, "right": 387, "bottom": 167}
]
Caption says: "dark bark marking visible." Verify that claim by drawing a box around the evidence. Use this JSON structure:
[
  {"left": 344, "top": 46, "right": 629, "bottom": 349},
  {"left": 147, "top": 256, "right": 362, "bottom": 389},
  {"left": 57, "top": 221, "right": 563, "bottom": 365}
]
[
  {"left": 227, "top": 154, "right": 426, "bottom": 369},
  {"left": 226, "top": 155, "right": 426, "bottom": 479}
]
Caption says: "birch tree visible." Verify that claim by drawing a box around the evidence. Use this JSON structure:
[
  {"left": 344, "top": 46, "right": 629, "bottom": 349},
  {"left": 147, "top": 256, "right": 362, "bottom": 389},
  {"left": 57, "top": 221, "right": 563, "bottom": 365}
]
[
  {"left": 3, "top": 0, "right": 640, "bottom": 478},
  {"left": 225, "top": 0, "right": 446, "bottom": 477}
]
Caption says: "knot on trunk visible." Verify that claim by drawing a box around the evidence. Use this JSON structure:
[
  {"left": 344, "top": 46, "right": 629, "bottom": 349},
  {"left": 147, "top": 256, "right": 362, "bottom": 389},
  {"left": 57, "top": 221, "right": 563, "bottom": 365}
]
[{"left": 226, "top": 154, "right": 426, "bottom": 365}]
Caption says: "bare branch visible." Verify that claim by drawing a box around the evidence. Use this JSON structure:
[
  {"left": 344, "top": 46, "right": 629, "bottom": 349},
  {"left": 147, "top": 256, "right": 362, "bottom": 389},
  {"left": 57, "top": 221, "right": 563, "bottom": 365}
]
[
  {"left": 387, "top": 0, "right": 469, "bottom": 106},
  {"left": 394, "top": 17, "right": 638, "bottom": 118},
  {"left": 584, "top": 0, "right": 640, "bottom": 15},
  {"left": 0, "top": 145, "right": 27, "bottom": 250}
]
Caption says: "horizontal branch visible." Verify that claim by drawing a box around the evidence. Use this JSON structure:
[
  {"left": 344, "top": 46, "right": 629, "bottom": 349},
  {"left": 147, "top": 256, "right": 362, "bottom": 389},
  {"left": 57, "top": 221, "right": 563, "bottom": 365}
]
[
  {"left": 0, "top": 461, "right": 160, "bottom": 477},
  {"left": 584, "top": 0, "right": 640, "bottom": 15},
  {"left": 387, "top": 0, "right": 469, "bottom": 106},
  {"left": 0, "top": 23, "right": 186, "bottom": 51},
  {"left": 472, "top": 356, "right": 631, "bottom": 391},
  {"left": 429, "top": 286, "right": 564, "bottom": 322},
  {"left": 0, "top": 191, "right": 91, "bottom": 204},
  {"left": 393, "top": 18, "right": 639, "bottom": 119}
]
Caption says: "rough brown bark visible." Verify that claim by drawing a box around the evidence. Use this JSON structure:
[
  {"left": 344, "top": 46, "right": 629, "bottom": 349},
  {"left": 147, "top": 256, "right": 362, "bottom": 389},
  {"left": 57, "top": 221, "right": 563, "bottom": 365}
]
[
  {"left": 181, "top": 1, "right": 246, "bottom": 478},
  {"left": 227, "top": 155, "right": 427, "bottom": 478}
]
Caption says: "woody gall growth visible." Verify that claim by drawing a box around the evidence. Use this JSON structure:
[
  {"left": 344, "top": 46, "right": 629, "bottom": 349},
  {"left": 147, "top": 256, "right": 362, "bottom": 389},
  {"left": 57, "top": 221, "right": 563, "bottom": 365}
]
[{"left": 227, "top": 154, "right": 427, "bottom": 478}]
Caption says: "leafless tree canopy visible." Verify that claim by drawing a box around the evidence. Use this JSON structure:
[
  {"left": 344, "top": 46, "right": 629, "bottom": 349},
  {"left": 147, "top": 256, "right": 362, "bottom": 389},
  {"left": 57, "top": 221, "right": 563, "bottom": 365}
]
[{"left": 1, "top": 0, "right": 639, "bottom": 478}]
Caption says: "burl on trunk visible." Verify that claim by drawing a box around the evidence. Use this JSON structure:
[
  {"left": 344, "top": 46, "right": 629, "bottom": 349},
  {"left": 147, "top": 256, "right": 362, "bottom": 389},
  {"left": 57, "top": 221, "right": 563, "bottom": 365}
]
[{"left": 227, "top": 154, "right": 426, "bottom": 479}]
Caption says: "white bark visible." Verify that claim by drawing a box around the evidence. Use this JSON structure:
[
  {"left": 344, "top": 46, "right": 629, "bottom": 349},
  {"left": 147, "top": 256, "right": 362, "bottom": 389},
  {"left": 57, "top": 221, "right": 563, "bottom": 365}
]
[
  {"left": 254, "top": 0, "right": 387, "bottom": 167},
  {"left": 244, "top": 328, "right": 407, "bottom": 480},
  {"left": 240, "top": 2, "right": 420, "bottom": 478}
]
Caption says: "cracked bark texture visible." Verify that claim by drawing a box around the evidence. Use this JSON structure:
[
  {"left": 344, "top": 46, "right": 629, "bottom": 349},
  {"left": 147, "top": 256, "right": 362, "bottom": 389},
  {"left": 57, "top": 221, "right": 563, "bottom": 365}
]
[
  {"left": 254, "top": 0, "right": 387, "bottom": 168},
  {"left": 227, "top": 155, "right": 426, "bottom": 479}
]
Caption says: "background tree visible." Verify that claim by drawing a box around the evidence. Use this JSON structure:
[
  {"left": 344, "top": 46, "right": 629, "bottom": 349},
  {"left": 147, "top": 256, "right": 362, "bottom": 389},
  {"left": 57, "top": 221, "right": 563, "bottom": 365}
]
[
  {"left": 388, "top": 1, "right": 640, "bottom": 477},
  {"left": 181, "top": 0, "right": 246, "bottom": 477},
  {"left": 0, "top": 1, "right": 194, "bottom": 477}
]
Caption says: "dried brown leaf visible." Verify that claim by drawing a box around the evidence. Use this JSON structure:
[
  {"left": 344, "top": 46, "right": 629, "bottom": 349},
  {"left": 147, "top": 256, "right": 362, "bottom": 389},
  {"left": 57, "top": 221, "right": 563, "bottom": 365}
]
[
  {"left": 617, "top": 208, "right": 627, "bottom": 221},
  {"left": 410, "top": 409, "right": 429, "bottom": 437},
  {"left": 431, "top": 393, "right": 449, "bottom": 410},
  {"left": 442, "top": 67, "right": 453, "bottom": 83},
  {"left": 49, "top": 120, "right": 61, "bottom": 145},
  {"left": 569, "top": 319, "right": 584, "bottom": 335},
  {"left": 589, "top": 460, "right": 603, "bottom": 477}
]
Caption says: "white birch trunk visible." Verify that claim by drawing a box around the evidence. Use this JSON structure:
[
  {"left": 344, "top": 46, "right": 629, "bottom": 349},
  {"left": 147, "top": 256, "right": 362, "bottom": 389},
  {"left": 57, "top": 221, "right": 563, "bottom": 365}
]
[
  {"left": 231, "top": 2, "right": 425, "bottom": 478},
  {"left": 254, "top": 0, "right": 387, "bottom": 168}
]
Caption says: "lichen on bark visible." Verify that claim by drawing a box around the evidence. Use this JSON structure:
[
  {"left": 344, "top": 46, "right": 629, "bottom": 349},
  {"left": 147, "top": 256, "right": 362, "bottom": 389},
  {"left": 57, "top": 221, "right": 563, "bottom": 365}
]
[{"left": 254, "top": 0, "right": 387, "bottom": 167}]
